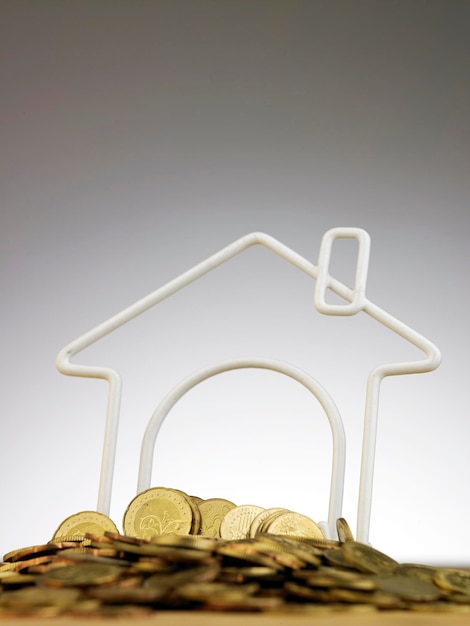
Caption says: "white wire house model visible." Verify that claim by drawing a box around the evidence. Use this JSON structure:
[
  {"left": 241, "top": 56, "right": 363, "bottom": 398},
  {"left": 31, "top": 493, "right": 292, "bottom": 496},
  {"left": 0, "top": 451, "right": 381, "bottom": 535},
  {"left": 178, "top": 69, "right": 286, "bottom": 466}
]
[{"left": 56, "top": 227, "right": 441, "bottom": 544}]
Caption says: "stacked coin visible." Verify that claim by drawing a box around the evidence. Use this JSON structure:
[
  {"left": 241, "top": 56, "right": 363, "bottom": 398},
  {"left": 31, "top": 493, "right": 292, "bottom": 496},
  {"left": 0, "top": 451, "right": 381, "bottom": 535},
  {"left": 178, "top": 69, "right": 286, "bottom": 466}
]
[
  {"left": 1, "top": 486, "right": 470, "bottom": 615},
  {"left": 122, "top": 486, "right": 325, "bottom": 541},
  {"left": 40, "top": 487, "right": 325, "bottom": 545},
  {"left": 122, "top": 487, "right": 200, "bottom": 539},
  {"left": 2, "top": 529, "right": 470, "bottom": 615}
]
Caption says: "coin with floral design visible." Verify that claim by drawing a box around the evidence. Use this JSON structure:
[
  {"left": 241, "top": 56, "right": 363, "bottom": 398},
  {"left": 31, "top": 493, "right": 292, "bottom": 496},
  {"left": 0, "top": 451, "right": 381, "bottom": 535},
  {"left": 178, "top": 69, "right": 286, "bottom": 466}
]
[{"left": 122, "top": 487, "right": 193, "bottom": 539}]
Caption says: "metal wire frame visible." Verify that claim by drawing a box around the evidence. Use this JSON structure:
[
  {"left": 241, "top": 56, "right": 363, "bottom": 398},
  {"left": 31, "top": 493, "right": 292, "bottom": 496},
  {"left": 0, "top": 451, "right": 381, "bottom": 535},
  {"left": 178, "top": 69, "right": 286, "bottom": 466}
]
[{"left": 56, "top": 227, "right": 441, "bottom": 543}]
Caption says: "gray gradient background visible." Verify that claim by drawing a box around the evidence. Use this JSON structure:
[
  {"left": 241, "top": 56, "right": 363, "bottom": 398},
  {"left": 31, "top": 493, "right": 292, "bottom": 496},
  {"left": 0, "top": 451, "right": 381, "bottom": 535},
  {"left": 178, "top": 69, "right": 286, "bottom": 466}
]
[{"left": 1, "top": 0, "right": 469, "bottom": 564}]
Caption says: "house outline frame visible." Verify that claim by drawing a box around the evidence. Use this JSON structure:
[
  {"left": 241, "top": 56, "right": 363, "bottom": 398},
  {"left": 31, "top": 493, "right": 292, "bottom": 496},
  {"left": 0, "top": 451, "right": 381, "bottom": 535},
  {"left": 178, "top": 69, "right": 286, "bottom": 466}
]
[{"left": 56, "top": 227, "right": 441, "bottom": 543}]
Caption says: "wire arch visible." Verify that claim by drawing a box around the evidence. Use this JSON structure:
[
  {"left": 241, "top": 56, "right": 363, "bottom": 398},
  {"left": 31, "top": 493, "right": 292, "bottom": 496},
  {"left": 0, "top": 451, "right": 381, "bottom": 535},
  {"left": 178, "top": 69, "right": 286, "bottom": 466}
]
[{"left": 138, "top": 357, "right": 346, "bottom": 539}]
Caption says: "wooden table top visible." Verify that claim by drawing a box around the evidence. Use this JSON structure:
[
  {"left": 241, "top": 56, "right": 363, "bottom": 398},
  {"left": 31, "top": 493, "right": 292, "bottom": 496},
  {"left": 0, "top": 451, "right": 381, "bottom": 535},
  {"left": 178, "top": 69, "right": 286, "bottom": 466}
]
[{"left": 1, "top": 610, "right": 470, "bottom": 625}]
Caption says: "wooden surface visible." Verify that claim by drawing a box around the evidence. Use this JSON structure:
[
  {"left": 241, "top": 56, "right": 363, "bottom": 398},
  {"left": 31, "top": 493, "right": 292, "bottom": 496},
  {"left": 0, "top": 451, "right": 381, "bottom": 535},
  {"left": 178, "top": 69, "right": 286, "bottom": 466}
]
[{"left": 1, "top": 611, "right": 470, "bottom": 625}]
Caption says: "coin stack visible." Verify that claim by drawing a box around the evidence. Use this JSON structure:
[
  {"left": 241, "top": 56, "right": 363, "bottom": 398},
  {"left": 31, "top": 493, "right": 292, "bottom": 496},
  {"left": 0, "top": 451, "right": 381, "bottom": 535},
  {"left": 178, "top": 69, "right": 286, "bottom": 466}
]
[
  {"left": 1, "top": 486, "right": 470, "bottom": 616},
  {"left": 121, "top": 486, "right": 327, "bottom": 542}
]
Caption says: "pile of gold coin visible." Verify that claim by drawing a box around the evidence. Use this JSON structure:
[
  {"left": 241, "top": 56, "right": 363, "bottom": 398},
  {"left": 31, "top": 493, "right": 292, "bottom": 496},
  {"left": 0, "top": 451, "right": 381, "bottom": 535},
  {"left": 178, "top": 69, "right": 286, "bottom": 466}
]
[
  {"left": 120, "top": 487, "right": 327, "bottom": 542},
  {"left": 1, "top": 486, "right": 470, "bottom": 616}
]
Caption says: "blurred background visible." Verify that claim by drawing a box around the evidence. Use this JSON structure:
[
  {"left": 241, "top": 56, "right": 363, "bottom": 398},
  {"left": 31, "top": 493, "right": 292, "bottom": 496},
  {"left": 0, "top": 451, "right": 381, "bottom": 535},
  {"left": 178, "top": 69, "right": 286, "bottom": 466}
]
[{"left": 1, "top": 0, "right": 469, "bottom": 564}]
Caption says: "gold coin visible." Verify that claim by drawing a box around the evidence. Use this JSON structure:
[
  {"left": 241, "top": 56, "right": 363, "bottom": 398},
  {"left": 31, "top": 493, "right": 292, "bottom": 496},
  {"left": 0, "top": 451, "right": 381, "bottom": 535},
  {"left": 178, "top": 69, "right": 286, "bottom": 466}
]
[
  {"left": 329, "top": 587, "right": 401, "bottom": 608},
  {"left": 264, "top": 512, "right": 325, "bottom": 539},
  {"left": 336, "top": 517, "right": 355, "bottom": 542},
  {"left": 220, "top": 565, "right": 280, "bottom": 581},
  {"left": 446, "top": 592, "right": 470, "bottom": 605},
  {"left": 285, "top": 581, "right": 335, "bottom": 603},
  {"left": 103, "top": 531, "right": 142, "bottom": 545},
  {"left": 0, "top": 572, "right": 38, "bottom": 586},
  {"left": 87, "top": 585, "right": 168, "bottom": 604},
  {"left": 396, "top": 563, "right": 439, "bottom": 585},
  {"left": 151, "top": 533, "right": 218, "bottom": 552},
  {"left": 14, "top": 555, "right": 58, "bottom": 573},
  {"left": 409, "top": 600, "right": 470, "bottom": 612},
  {"left": 216, "top": 542, "right": 284, "bottom": 570},
  {"left": 0, "top": 586, "right": 81, "bottom": 609},
  {"left": 323, "top": 547, "right": 358, "bottom": 569},
  {"left": 48, "top": 535, "right": 86, "bottom": 545},
  {"left": 434, "top": 568, "right": 470, "bottom": 595},
  {"left": 175, "top": 580, "right": 260, "bottom": 602},
  {"left": 341, "top": 541, "right": 398, "bottom": 575},
  {"left": 128, "top": 559, "right": 172, "bottom": 574},
  {"left": 56, "top": 547, "right": 126, "bottom": 565},
  {"left": 260, "top": 533, "right": 341, "bottom": 548},
  {"left": 249, "top": 508, "right": 289, "bottom": 538},
  {"left": 122, "top": 487, "right": 194, "bottom": 539},
  {"left": 219, "top": 505, "right": 265, "bottom": 540},
  {"left": 259, "top": 510, "right": 291, "bottom": 533},
  {"left": 52, "top": 511, "right": 118, "bottom": 541},
  {"left": 144, "top": 561, "right": 221, "bottom": 588},
  {"left": 172, "top": 488, "right": 202, "bottom": 534},
  {"left": 84, "top": 532, "right": 113, "bottom": 544},
  {"left": 253, "top": 534, "right": 322, "bottom": 567},
  {"left": 111, "top": 540, "right": 210, "bottom": 563},
  {"left": 198, "top": 498, "right": 237, "bottom": 538},
  {"left": 40, "top": 562, "right": 123, "bottom": 587},
  {"left": 110, "top": 541, "right": 169, "bottom": 557},
  {"left": 0, "top": 562, "right": 17, "bottom": 572},
  {"left": 204, "top": 594, "right": 284, "bottom": 611},
  {"left": 376, "top": 574, "right": 442, "bottom": 602},
  {"left": 298, "top": 567, "right": 377, "bottom": 591},
  {"left": 3, "top": 544, "right": 60, "bottom": 563}
]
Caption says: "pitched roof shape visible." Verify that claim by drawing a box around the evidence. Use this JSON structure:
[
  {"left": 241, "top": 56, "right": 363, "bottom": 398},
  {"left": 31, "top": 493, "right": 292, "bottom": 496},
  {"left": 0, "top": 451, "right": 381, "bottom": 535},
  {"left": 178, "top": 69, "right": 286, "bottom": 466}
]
[{"left": 56, "top": 228, "right": 441, "bottom": 542}]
